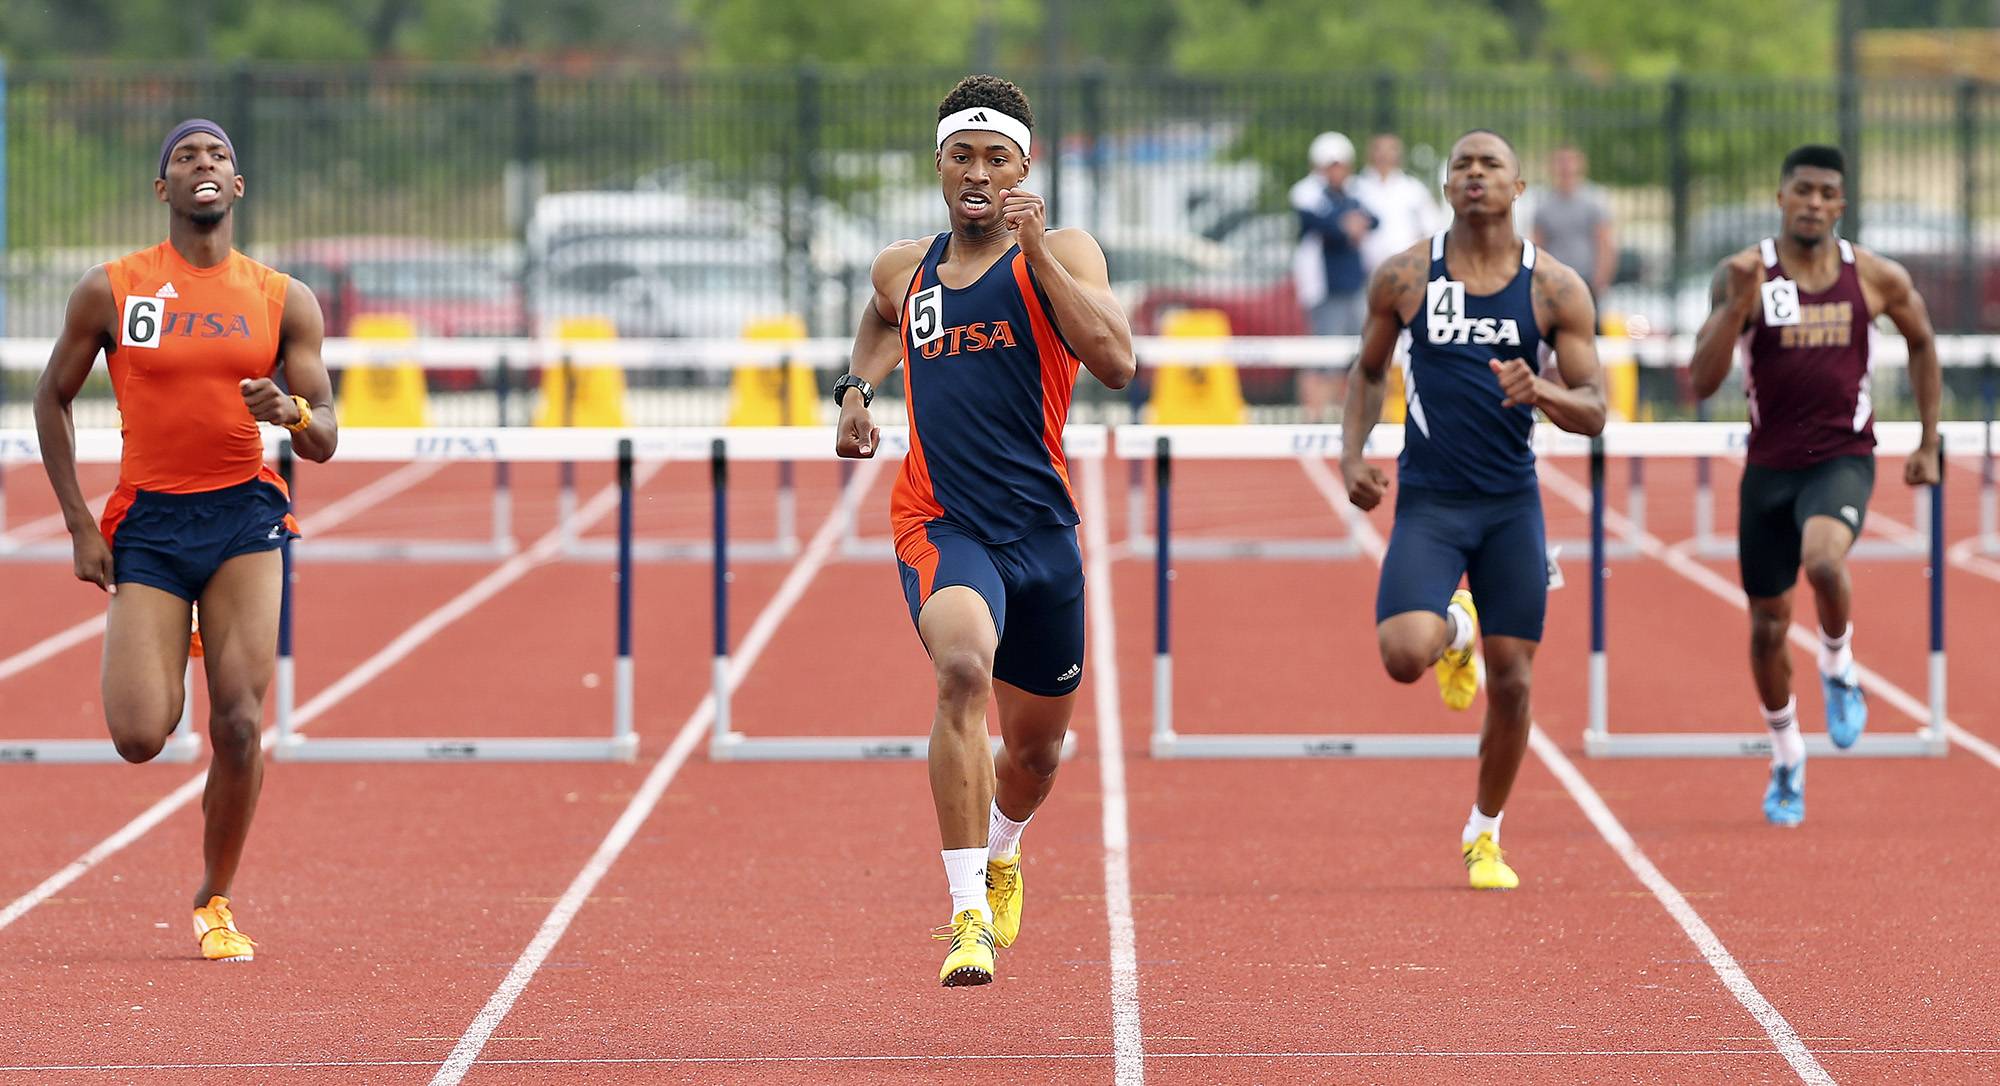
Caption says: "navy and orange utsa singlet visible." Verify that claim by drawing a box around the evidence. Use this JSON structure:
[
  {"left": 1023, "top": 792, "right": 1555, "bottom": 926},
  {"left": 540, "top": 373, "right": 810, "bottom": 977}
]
[
  {"left": 1741, "top": 236, "right": 1875, "bottom": 470},
  {"left": 1399, "top": 232, "right": 1548, "bottom": 495},
  {"left": 891, "top": 233, "right": 1082, "bottom": 550}
]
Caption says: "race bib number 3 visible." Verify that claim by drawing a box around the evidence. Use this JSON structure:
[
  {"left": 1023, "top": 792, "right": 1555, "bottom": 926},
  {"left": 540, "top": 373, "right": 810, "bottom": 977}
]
[
  {"left": 122, "top": 295, "right": 166, "bottom": 348},
  {"left": 909, "top": 285, "right": 944, "bottom": 349},
  {"left": 1424, "top": 278, "right": 1466, "bottom": 344},
  {"left": 1760, "top": 278, "right": 1802, "bottom": 327}
]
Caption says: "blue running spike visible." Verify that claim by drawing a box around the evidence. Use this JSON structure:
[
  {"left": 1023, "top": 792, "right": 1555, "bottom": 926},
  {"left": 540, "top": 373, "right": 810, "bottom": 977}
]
[
  {"left": 1822, "top": 667, "right": 1868, "bottom": 749},
  {"left": 1763, "top": 761, "right": 1806, "bottom": 827}
]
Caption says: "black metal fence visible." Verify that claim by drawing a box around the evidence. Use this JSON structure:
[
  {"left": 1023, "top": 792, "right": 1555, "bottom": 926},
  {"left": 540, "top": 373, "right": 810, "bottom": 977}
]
[{"left": 6, "top": 63, "right": 1998, "bottom": 417}]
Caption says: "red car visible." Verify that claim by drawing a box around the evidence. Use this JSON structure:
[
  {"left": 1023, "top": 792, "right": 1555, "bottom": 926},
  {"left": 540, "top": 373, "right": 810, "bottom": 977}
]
[{"left": 266, "top": 236, "right": 524, "bottom": 339}]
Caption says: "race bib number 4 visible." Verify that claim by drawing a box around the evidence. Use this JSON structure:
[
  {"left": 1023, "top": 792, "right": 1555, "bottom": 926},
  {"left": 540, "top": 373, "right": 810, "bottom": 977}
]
[
  {"left": 1760, "top": 278, "right": 1802, "bottom": 327},
  {"left": 122, "top": 295, "right": 166, "bottom": 348},
  {"left": 1424, "top": 278, "right": 1466, "bottom": 344},
  {"left": 909, "top": 285, "right": 944, "bottom": 349}
]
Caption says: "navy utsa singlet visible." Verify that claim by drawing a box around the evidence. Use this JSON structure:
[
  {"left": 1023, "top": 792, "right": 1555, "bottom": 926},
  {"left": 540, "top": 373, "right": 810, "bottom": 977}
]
[{"left": 1399, "top": 232, "right": 1549, "bottom": 494}]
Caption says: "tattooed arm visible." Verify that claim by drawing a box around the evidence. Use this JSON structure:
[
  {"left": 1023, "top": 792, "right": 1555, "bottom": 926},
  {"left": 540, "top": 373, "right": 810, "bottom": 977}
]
[
  {"left": 1493, "top": 257, "right": 1604, "bottom": 436},
  {"left": 1340, "top": 244, "right": 1426, "bottom": 509}
]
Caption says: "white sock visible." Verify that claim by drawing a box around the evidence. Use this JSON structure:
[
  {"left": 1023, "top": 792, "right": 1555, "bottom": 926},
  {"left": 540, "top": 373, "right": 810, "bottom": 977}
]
[
  {"left": 1462, "top": 804, "right": 1503, "bottom": 845},
  {"left": 941, "top": 847, "right": 990, "bottom": 921},
  {"left": 1761, "top": 697, "right": 1806, "bottom": 768},
  {"left": 987, "top": 801, "right": 1030, "bottom": 861},
  {"left": 1446, "top": 600, "right": 1474, "bottom": 653},
  {"left": 1818, "top": 623, "right": 1854, "bottom": 678}
]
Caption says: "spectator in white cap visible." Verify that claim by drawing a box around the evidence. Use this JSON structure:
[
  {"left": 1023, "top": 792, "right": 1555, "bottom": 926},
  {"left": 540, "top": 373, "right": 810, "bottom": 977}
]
[{"left": 1290, "top": 130, "right": 1378, "bottom": 422}]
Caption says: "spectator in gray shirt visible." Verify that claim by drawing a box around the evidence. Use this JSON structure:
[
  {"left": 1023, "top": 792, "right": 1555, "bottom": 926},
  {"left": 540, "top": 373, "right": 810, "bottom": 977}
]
[{"left": 1531, "top": 146, "right": 1617, "bottom": 308}]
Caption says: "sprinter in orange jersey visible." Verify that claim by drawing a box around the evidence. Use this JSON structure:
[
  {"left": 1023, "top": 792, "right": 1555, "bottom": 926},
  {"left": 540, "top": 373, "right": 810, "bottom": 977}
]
[{"left": 33, "top": 119, "right": 337, "bottom": 963}]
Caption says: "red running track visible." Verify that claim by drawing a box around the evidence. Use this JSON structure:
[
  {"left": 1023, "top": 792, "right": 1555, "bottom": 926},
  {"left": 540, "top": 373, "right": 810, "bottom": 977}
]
[{"left": 0, "top": 450, "right": 1995, "bottom": 1084}]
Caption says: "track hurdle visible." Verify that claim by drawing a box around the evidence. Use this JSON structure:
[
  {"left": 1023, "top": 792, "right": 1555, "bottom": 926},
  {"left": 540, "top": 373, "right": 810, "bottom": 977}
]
[
  {"left": 705, "top": 425, "right": 1104, "bottom": 762},
  {"left": 271, "top": 430, "right": 643, "bottom": 762}
]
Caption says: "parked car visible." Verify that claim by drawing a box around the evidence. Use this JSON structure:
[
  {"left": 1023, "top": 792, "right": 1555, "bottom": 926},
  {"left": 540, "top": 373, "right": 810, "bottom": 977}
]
[
  {"left": 534, "top": 236, "right": 790, "bottom": 339},
  {"left": 265, "top": 236, "right": 523, "bottom": 338}
]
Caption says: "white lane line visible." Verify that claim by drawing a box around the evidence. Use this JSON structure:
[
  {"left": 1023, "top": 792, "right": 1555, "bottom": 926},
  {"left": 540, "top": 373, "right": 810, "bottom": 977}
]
[
  {"left": 428, "top": 458, "right": 883, "bottom": 1086},
  {"left": 1297, "top": 458, "right": 1830, "bottom": 1083},
  {"left": 1080, "top": 453, "right": 1146, "bottom": 1086},
  {"left": 0, "top": 470, "right": 651, "bottom": 934},
  {"left": 0, "top": 462, "right": 446, "bottom": 685},
  {"left": 1528, "top": 727, "right": 1836, "bottom": 1086},
  {"left": 1537, "top": 464, "right": 1999, "bottom": 774}
]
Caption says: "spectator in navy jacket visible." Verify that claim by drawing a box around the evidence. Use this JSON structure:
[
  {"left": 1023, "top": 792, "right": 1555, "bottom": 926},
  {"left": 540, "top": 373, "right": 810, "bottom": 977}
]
[{"left": 1291, "top": 131, "right": 1378, "bottom": 421}]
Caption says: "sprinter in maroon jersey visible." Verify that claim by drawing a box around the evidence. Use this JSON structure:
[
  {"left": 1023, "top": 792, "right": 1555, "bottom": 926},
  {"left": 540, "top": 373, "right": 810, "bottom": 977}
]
[{"left": 1689, "top": 144, "right": 1942, "bottom": 826}]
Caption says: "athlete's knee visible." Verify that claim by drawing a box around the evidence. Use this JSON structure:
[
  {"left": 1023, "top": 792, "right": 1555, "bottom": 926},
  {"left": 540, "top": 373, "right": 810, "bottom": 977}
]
[
  {"left": 111, "top": 729, "right": 169, "bottom": 764},
  {"left": 1749, "top": 610, "right": 1790, "bottom": 659},
  {"left": 206, "top": 699, "right": 264, "bottom": 763},
  {"left": 932, "top": 648, "right": 994, "bottom": 707},
  {"left": 1005, "top": 738, "right": 1063, "bottom": 782},
  {"left": 1381, "top": 634, "right": 1439, "bottom": 684},
  {"left": 1485, "top": 660, "right": 1533, "bottom": 709},
  {"left": 1800, "top": 553, "right": 1847, "bottom": 595}
]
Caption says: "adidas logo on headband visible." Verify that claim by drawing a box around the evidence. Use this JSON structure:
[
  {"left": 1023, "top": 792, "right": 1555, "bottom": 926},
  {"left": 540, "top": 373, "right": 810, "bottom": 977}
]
[{"left": 936, "top": 107, "right": 1031, "bottom": 156}]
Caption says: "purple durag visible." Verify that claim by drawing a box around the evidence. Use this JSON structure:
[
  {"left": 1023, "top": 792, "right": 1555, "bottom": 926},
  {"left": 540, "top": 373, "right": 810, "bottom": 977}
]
[{"left": 158, "top": 119, "right": 235, "bottom": 178}]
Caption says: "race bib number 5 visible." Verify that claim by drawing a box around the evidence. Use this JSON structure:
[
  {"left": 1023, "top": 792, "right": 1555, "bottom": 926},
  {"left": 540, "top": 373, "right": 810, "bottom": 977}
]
[
  {"left": 1760, "top": 278, "right": 1801, "bottom": 327},
  {"left": 909, "top": 285, "right": 944, "bottom": 349},
  {"left": 122, "top": 296, "right": 166, "bottom": 348}
]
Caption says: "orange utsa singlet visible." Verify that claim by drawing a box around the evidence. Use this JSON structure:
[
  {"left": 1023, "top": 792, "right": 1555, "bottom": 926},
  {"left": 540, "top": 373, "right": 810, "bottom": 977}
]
[{"left": 98, "top": 242, "right": 292, "bottom": 537}]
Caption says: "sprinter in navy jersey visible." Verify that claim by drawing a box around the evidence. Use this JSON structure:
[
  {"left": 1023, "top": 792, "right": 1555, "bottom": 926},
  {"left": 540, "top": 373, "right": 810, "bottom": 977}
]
[
  {"left": 1690, "top": 144, "right": 1941, "bottom": 827},
  {"left": 1341, "top": 129, "right": 1605, "bottom": 891},
  {"left": 834, "top": 75, "right": 1136, "bottom": 987}
]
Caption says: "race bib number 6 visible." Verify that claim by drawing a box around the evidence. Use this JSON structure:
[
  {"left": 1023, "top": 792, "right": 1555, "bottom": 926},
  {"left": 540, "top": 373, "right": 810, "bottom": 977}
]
[
  {"left": 909, "top": 285, "right": 944, "bottom": 349},
  {"left": 1760, "top": 278, "right": 1802, "bottom": 327},
  {"left": 122, "top": 296, "right": 166, "bottom": 348}
]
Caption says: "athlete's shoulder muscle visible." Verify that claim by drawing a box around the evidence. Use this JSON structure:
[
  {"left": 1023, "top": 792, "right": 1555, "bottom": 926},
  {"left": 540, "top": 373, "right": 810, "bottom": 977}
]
[
  {"left": 1530, "top": 254, "right": 1593, "bottom": 334},
  {"left": 1043, "top": 227, "right": 1111, "bottom": 288},
  {"left": 1369, "top": 244, "right": 1430, "bottom": 316},
  {"left": 869, "top": 238, "right": 930, "bottom": 322}
]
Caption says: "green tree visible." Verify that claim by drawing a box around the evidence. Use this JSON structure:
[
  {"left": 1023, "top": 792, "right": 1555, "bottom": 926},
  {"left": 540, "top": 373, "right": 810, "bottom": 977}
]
[
  {"left": 1540, "top": 0, "right": 1837, "bottom": 78},
  {"left": 693, "top": 0, "right": 1039, "bottom": 67},
  {"left": 1171, "top": 0, "right": 1520, "bottom": 73}
]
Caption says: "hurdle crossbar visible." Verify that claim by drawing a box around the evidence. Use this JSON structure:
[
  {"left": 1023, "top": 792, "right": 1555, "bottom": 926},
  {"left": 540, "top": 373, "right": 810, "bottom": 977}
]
[
  {"left": 272, "top": 433, "right": 641, "bottom": 762},
  {"left": 706, "top": 426, "right": 1104, "bottom": 762},
  {"left": 1583, "top": 421, "right": 1986, "bottom": 758}
]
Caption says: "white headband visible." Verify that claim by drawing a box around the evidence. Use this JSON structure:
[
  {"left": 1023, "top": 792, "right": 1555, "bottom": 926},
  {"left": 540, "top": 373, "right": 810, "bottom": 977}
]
[{"left": 936, "top": 107, "right": 1031, "bottom": 157}]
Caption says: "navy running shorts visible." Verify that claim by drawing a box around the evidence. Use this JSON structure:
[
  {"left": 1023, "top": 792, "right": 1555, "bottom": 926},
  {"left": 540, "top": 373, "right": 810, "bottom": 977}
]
[
  {"left": 111, "top": 478, "right": 297, "bottom": 602},
  {"left": 1375, "top": 484, "right": 1549, "bottom": 642},
  {"left": 896, "top": 519, "right": 1086, "bottom": 698},
  {"left": 1738, "top": 455, "right": 1875, "bottom": 599}
]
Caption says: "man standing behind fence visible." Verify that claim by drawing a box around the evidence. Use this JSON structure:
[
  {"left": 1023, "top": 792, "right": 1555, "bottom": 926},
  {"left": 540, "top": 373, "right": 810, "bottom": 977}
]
[
  {"left": 833, "top": 75, "right": 1136, "bottom": 986},
  {"left": 1292, "top": 131, "right": 1378, "bottom": 422},
  {"left": 1689, "top": 143, "right": 1941, "bottom": 827},
  {"left": 33, "top": 119, "right": 338, "bottom": 961},
  {"left": 1531, "top": 146, "right": 1617, "bottom": 317},
  {"left": 1341, "top": 128, "right": 1605, "bottom": 890}
]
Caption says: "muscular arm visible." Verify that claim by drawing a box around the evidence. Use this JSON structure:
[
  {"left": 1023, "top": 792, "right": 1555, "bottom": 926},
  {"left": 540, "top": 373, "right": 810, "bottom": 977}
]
[
  {"left": 834, "top": 242, "right": 923, "bottom": 459},
  {"left": 1507, "top": 260, "right": 1605, "bottom": 436},
  {"left": 274, "top": 278, "right": 337, "bottom": 462},
  {"left": 32, "top": 267, "right": 116, "bottom": 587},
  {"left": 1690, "top": 252, "right": 1761, "bottom": 400},
  {"left": 1339, "top": 249, "right": 1422, "bottom": 508},
  {"left": 1032, "top": 228, "right": 1137, "bottom": 390},
  {"left": 1866, "top": 252, "right": 1942, "bottom": 483}
]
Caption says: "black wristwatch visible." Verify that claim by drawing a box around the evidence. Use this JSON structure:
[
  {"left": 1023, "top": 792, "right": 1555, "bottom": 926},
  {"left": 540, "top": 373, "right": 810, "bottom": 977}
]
[{"left": 832, "top": 373, "right": 874, "bottom": 409}]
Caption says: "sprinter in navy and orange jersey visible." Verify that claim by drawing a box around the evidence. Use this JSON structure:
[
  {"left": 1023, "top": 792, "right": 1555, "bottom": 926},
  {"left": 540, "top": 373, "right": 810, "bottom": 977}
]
[
  {"left": 1690, "top": 144, "right": 1941, "bottom": 826},
  {"left": 1341, "top": 129, "right": 1605, "bottom": 891},
  {"left": 834, "top": 75, "right": 1135, "bottom": 987},
  {"left": 34, "top": 120, "right": 337, "bottom": 962}
]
